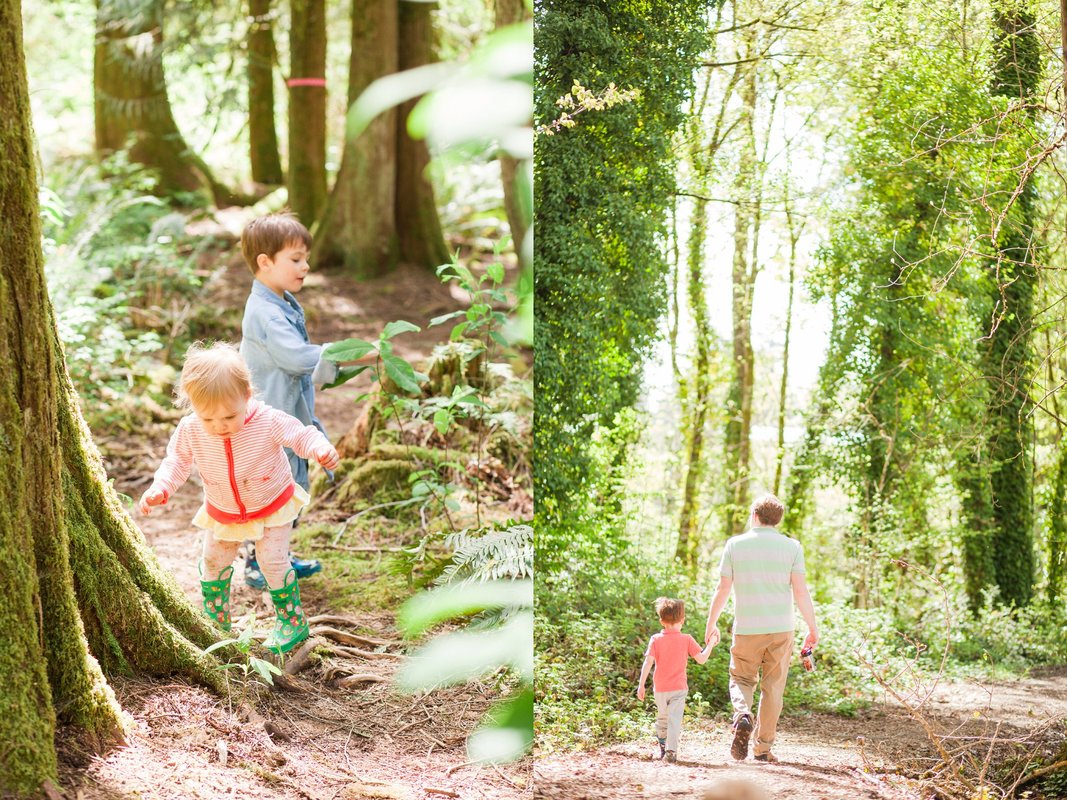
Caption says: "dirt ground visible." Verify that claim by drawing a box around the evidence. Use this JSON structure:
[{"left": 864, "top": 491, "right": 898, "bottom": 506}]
[
  {"left": 533, "top": 668, "right": 1067, "bottom": 799},
  {"left": 57, "top": 230, "right": 531, "bottom": 800}
]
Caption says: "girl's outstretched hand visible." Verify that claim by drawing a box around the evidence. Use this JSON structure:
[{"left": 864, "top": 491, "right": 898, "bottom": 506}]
[
  {"left": 317, "top": 445, "right": 340, "bottom": 470},
  {"left": 139, "top": 488, "right": 166, "bottom": 515}
]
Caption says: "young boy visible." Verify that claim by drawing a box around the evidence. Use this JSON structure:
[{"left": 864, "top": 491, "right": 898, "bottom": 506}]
[
  {"left": 637, "top": 597, "right": 715, "bottom": 763},
  {"left": 238, "top": 211, "right": 338, "bottom": 588}
]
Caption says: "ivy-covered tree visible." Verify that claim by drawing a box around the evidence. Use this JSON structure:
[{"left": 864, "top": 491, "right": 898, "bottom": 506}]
[{"left": 534, "top": 0, "right": 712, "bottom": 543}]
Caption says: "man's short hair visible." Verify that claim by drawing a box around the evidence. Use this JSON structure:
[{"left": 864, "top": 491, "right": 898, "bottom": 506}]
[
  {"left": 751, "top": 494, "right": 785, "bottom": 527},
  {"left": 655, "top": 597, "right": 684, "bottom": 624}
]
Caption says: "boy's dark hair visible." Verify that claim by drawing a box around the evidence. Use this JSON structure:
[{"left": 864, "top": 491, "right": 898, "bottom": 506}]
[
  {"left": 751, "top": 494, "right": 785, "bottom": 527},
  {"left": 655, "top": 597, "right": 684, "bottom": 624},
  {"left": 240, "top": 211, "right": 312, "bottom": 275}
]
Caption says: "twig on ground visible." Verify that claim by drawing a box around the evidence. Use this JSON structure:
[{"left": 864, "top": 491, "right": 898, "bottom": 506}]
[
  {"left": 333, "top": 673, "right": 387, "bottom": 689},
  {"left": 328, "top": 644, "right": 403, "bottom": 661},
  {"left": 424, "top": 788, "right": 459, "bottom": 798}
]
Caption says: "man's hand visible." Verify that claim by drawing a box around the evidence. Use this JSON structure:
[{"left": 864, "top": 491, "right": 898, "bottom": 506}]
[
  {"left": 637, "top": 685, "right": 646, "bottom": 701},
  {"left": 705, "top": 624, "right": 721, "bottom": 647},
  {"left": 316, "top": 445, "right": 340, "bottom": 470},
  {"left": 139, "top": 488, "right": 166, "bottom": 515},
  {"left": 803, "top": 630, "right": 819, "bottom": 650}
]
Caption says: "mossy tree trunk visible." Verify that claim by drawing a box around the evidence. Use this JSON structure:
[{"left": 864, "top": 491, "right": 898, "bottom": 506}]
[
  {"left": 978, "top": 0, "right": 1040, "bottom": 607},
  {"left": 494, "top": 0, "right": 531, "bottom": 256},
  {"left": 93, "top": 0, "right": 236, "bottom": 204},
  {"left": 3, "top": 6, "right": 222, "bottom": 792},
  {"left": 249, "top": 0, "right": 284, "bottom": 185},
  {"left": 288, "top": 0, "right": 328, "bottom": 225},
  {"left": 395, "top": 0, "right": 449, "bottom": 269},
  {"left": 314, "top": 0, "right": 399, "bottom": 276}
]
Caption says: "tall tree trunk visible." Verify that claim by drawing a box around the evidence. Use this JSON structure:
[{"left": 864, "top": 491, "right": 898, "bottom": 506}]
[
  {"left": 676, "top": 194, "right": 712, "bottom": 573},
  {"left": 314, "top": 0, "right": 398, "bottom": 276},
  {"left": 94, "top": 0, "right": 226, "bottom": 201},
  {"left": 495, "top": 0, "right": 532, "bottom": 256},
  {"left": 723, "top": 49, "right": 757, "bottom": 538},
  {"left": 248, "top": 0, "right": 283, "bottom": 185},
  {"left": 395, "top": 0, "right": 449, "bottom": 268},
  {"left": 3, "top": 7, "right": 222, "bottom": 791},
  {"left": 979, "top": 1, "right": 1040, "bottom": 607},
  {"left": 288, "top": 0, "right": 327, "bottom": 225},
  {"left": 773, "top": 184, "right": 797, "bottom": 497}
]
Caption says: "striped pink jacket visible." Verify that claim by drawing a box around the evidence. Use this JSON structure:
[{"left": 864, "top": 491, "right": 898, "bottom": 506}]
[{"left": 148, "top": 399, "right": 331, "bottom": 523}]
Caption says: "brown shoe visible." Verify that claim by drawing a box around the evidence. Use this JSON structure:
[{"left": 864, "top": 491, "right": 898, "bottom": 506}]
[
  {"left": 730, "top": 715, "right": 753, "bottom": 760},
  {"left": 754, "top": 752, "right": 779, "bottom": 763}
]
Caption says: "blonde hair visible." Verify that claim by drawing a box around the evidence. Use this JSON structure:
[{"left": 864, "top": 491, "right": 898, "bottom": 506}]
[
  {"left": 751, "top": 494, "right": 785, "bottom": 527},
  {"left": 240, "top": 211, "right": 312, "bottom": 275},
  {"left": 177, "top": 342, "right": 252, "bottom": 411},
  {"left": 655, "top": 597, "right": 685, "bottom": 625}
]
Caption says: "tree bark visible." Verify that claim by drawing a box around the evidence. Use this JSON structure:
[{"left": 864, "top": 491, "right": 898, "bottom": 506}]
[
  {"left": 676, "top": 194, "right": 712, "bottom": 573},
  {"left": 773, "top": 184, "right": 797, "bottom": 497},
  {"left": 93, "top": 0, "right": 213, "bottom": 199},
  {"left": 249, "top": 0, "right": 284, "bottom": 185},
  {"left": 495, "top": 0, "right": 532, "bottom": 255},
  {"left": 978, "top": 0, "right": 1040, "bottom": 607},
  {"left": 288, "top": 0, "right": 328, "bottom": 225},
  {"left": 4, "top": 6, "right": 223, "bottom": 791},
  {"left": 314, "top": 0, "right": 398, "bottom": 276},
  {"left": 395, "top": 1, "right": 449, "bottom": 268},
  {"left": 723, "top": 47, "right": 757, "bottom": 538}
]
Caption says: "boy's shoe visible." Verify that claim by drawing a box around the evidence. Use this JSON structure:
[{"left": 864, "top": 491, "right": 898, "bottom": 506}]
[
  {"left": 262, "top": 568, "right": 310, "bottom": 654},
  {"left": 244, "top": 544, "right": 322, "bottom": 589},
  {"left": 754, "top": 752, "right": 779, "bottom": 764},
  {"left": 730, "top": 714, "right": 753, "bottom": 761},
  {"left": 664, "top": 750, "right": 677, "bottom": 763},
  {"left": 199, "top": 563, "right": 234, "bottom": 631},
  {"left": 654, "top": 738, "right": 666, "bottom": 760}
]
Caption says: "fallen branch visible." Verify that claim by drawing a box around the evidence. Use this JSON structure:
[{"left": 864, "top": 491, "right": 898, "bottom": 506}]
[
  {"left": 424, "top": 788, "right": 459, "bottom": 798},
  {"left": 328, "top": 644, "right": 403, "bottom": 661},
  {"left": 284, "top": 636, "right": 327, "bottom": 675},
  {"left": 311, "top": 624, "right": 393, "bottom": 648},
  {"left": 333, "top": 673, "right": 387, "bottom": 689},
  {"left": 1017, "top": 757, "right": 1067, "bottom": 787}
]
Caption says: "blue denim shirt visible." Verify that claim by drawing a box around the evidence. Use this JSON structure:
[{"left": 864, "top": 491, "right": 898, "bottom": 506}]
[{"left": 240, "top": 279, "right": 337, "bottom": 489}]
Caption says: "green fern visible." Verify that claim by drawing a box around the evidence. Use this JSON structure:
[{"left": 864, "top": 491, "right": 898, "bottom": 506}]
[{"left": 435, "top": 524, "right": 533, "bottom": 587}]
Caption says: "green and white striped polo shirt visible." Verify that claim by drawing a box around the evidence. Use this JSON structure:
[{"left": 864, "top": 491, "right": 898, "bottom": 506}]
[{"left": 719, "top": 527, "right": 805, "bottom": 635}]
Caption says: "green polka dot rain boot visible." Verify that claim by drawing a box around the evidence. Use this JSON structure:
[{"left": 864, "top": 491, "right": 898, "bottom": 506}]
[
  {"left": 263, "top": 568, "right": 309, "bottom": 654},
  {"left": 199, "top": 563, "right": 234, "bottom": 632}
]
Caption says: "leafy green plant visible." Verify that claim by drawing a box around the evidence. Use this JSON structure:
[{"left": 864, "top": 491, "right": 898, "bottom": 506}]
[{"left": 203, "top": 624, "right": 283, "bottom": 687}]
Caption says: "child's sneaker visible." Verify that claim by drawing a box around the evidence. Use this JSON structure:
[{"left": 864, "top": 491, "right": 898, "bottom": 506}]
[
  {"left": 730, "top": 714, "right": 753, "bottom": 761},
  {"left": 653, "top": 738, "right": 666, "bottom": 760},
  {"left": 664, "top": 750, "right": 677, "bottom": 763}
]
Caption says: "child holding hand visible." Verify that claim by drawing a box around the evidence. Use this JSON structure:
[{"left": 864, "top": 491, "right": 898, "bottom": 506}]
[
  {"left": 140, "top": 342, "right": 340, "bottom": 653},
  {"left": 637, "top": 597, "right": 715, "bottom": 763}
]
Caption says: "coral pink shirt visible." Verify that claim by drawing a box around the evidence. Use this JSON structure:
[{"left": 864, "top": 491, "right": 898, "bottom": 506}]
[
  {"left": 148, "top": 399, "right": 330, "bottom": 523},
  {"left": 645, "top": 629, "right": 702, "bottom": 692}
]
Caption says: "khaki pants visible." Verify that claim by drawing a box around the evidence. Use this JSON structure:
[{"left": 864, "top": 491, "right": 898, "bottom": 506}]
[
  {"left": 729, "top": 632, "right": 794, "bottom": 756},
  {"left": 653, "top": 688, "right": 688, "bottom": 751}
]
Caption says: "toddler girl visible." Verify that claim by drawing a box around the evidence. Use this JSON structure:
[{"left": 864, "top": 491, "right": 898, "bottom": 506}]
[{"left": 139, "top": 342, "right": 340, "bottom": 653}]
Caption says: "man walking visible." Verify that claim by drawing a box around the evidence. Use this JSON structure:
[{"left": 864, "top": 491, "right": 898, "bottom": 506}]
[{"left": 705, "top": 494, "right": 818, "bottom": 763}]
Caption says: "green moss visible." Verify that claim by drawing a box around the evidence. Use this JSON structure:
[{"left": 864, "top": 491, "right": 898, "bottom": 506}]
[{"left": 292, "top": 524, "right": 409, "bottom": 615}]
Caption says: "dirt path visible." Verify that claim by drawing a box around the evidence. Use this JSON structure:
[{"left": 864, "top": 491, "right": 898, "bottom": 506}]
[
  {"left": 533, "top": 669, "right": 1067, "bottom": 799},
  {"left": 67, "top": 243, "right": 531, "bottom": 799}
]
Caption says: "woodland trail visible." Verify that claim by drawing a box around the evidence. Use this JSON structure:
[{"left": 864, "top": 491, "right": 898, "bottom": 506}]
[
  {"left": 533, "top": 669, "right": 1067, "bottom": 799},
  {"left": 65, "top": 238, "right": 532, "bottom": 799}
]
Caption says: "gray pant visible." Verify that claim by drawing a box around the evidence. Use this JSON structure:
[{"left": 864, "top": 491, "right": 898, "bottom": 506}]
[{"left": 654, "top": 688, "right": 688, "bottom": 751}]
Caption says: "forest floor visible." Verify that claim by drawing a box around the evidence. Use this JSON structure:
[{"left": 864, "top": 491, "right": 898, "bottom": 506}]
[
  {"left": 533, "top": 667, "right": 1067, "bottom": 799},
  {"left": 56, "top": 219, "right": 532, "bottom": 800}
]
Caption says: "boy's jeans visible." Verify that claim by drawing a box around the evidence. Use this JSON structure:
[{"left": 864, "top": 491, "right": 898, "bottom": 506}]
[
  {"left": 728, "top": 631, "right": 794, "bottom": 756},
  {"left": 653, "top": 688, "right": 688, "bottom": 751}
]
